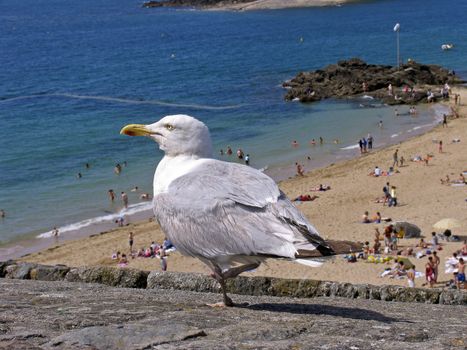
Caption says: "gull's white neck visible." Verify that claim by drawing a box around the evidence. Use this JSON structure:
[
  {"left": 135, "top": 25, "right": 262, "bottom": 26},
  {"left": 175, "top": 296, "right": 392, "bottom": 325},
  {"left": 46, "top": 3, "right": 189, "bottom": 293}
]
[{"left": 153, "top": 154, "right": 208, "bottom": 195}]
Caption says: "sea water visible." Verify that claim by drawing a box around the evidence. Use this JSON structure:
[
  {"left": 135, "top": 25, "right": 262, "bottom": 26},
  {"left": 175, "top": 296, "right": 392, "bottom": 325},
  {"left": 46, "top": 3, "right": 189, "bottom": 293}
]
[{"left": 0, "top": 0, "right": 466, "bottom": 257}]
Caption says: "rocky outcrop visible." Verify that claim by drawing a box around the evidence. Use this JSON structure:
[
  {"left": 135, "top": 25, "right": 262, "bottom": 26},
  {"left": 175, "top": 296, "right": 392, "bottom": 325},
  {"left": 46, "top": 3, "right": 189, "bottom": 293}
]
[
  {"left": 1, "top": 261, "right": 465, "bottom": 305},
  {"left": 284, "top": 58, "right": 464, "bottom": 105},
  {"left": 65, "top": 266, "right": 149, "bottom": 288},
  {"left": 1, "top": 278, "right": 466, "bottom": 350},
  {"left": 142, "top": 0, "right": 255, "bottom": 9},
  {"left": 146, "top": 271, "right": 466, "bottom": 305}
]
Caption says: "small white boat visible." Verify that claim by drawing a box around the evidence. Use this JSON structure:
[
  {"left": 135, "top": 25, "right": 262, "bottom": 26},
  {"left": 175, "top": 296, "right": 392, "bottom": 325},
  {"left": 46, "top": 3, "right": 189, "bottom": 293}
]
[{"left": 441, "top": 44, "right": 453, "bottom": 50}]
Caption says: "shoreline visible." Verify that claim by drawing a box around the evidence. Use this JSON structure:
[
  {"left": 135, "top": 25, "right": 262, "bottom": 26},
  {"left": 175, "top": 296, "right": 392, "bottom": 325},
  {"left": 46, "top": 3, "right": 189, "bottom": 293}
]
[
  {"left": 0, "top": 101, "right": 448, "bottom": 261},
  {"left": 146, "top": 0, "right": 361, "bottom": 11},
  {"left": 17, "top": 86, "right": 467, "bottom": 289}
]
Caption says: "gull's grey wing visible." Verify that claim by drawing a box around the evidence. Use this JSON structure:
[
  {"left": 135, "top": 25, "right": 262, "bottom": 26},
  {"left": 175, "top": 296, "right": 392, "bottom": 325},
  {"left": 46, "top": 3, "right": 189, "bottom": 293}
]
[{"left": 153, "top": 160, "right": 333, "bottom": 263}]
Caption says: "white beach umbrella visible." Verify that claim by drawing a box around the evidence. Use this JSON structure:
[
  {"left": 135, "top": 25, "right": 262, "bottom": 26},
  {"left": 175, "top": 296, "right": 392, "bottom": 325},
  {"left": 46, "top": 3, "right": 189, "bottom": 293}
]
[{"left": 433, "top": 218, "right": 462, "bottom": 231}]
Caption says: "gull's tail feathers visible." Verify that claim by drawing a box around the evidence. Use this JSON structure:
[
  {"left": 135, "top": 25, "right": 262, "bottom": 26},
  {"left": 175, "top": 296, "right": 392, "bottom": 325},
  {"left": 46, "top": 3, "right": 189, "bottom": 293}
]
[
  {"left": 295, "top": 240, "right": 363, "bottom": 259},
  {"left": 294, "top": 259, "right": 326, "bottom": 268}
]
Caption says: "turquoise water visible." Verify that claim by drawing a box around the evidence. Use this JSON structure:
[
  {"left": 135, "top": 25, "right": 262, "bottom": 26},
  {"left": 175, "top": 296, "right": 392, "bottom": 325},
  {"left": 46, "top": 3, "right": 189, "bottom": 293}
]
[{"left": 0, "top": 0, "right": 466, "bottom": 254}]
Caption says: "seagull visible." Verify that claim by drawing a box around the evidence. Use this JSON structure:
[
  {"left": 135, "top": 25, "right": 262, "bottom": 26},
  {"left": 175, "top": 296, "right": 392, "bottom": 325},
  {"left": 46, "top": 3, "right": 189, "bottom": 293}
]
[{"left": 121, "top": 115, "right": 357, "bottom": 306}]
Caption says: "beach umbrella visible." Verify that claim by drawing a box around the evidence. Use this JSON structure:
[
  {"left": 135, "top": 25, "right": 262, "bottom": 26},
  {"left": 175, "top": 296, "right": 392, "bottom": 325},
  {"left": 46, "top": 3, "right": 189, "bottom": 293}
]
[
  {"left": 433, "top": 218, "right": 462, "bottom": 231},
  {"left": 393, "top": 221, "right": 421, "bottom": 238},
  {"left": 395, "top": 256, "right": 415, "bottom": 270}
]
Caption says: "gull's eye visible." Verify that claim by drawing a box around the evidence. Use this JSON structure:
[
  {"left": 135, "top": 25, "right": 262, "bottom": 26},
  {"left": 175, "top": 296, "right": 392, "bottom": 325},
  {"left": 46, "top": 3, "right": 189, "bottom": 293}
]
[{"left": 165, "top": 124, "right": 175, "bottom": 131}]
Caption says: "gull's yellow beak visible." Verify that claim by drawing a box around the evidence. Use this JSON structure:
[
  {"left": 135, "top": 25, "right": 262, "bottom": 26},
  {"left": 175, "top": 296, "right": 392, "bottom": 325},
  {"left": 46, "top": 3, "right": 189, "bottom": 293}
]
[{"left": 120, "top": 124, "right": 151, "bottom": 137}]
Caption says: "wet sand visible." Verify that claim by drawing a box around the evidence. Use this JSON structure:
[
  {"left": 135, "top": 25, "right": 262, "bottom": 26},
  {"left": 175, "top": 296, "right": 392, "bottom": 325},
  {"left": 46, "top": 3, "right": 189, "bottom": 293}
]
[{"left": 22, "top": 87, "right": 467, "bottom": 288}]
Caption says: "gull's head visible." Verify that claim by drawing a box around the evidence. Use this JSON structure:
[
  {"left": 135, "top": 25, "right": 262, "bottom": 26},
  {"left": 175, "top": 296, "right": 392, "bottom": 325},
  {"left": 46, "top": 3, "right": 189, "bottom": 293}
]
[{"left": 120, "top": 114, "right": 213, "bottom": 158}]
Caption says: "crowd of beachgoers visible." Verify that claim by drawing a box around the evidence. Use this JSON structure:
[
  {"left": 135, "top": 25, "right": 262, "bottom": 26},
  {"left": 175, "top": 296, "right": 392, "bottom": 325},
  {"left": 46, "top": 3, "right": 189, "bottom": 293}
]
[{"left": 19, "top": 86, "right": 467, "bottom": 290}]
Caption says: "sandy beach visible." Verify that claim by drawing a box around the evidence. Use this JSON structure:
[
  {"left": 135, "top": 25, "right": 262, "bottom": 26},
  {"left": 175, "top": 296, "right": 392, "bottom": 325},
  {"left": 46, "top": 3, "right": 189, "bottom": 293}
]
[
  {"left": 216, "top": 0, "right": 355, "bottom": 11},
  {"left": 22, "top": 87, "right": 467, "bottom": 289}
]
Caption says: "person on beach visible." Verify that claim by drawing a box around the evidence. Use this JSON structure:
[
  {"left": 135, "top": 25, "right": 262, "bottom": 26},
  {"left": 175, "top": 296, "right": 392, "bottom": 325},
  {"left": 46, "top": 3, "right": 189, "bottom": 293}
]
[
  {"left": 291, "top": 140, "right": 299, "bottom": 148},
  {"left": 432, "top": 251, "right": 440, "bottom": 283},
  {"left": 373, "top": 212, "right": 382, "bottom": 224},
  {"left": 423, "top": 154, "right": 430, "bottom": 166},
  {"left": 310, "top": 139, "right": 316, "bottom": 146},
  {"left": 219, "top": 149, "right": 224, "bottom": 156},
  {"left": 373, "top": 228, "right": 382, "bottom": 254},
  {"left": 389, "top": 186, "right": 397, "bottom": 207},
  {"left": 131, "top": 186, "right": 139, "bottom": 192},
  {"left": 442, "top": 114, "right": 448, "bottom": 128},
  {"left": 0, "top": 209, "right": 5, "bottom": 218},
  {"left": 383, "top": 182, "right": 391, "bottom": 206},
  {"left": 417, "top": 238, "right": 428, "bottom": 249},
  {"left": 116, "top": 216, "right": 125, "bottom": 227},
  {"left": 52, "top": 226, "right": 59, "bottom": 241},
  {"left": 85, "top": 163, "right": 90, "bottom": 169},
  {"left": 425, "top": 257, "right": 436, "bottom": 288},
  {"left": 362, "top": 138, "right": 367, "bottom": 153},
  {"left": 236, "top": 149, "right": 244, "bottom": 160},
  {"left": 108, "top": 189, "right": 115, "bottom": 201},
  {"left": 128, "top": 232, "right": 134, "bottom": 253},
  {"left": 457, "top": 258, "right": 465, "bottom": 289},
  {"left": 362, "top": 211, "right": 371, "bottom": 223},
  {"left": 114, "top": 163, "right": 122, "bottom": 175},
  {"left": 407, "top": 267, "right": 416, "bottom": 288},
  {"left": 226, "top": 146, "right": 232, "bottom": 155},
  {"left": 319, "top": 136, "right": 323, "bottom": 145},
  {"left": 159, "top": 249, "right": 168, "bottom": 271},
  {"left": 373, "top": 166, "right": 381, "bottom": 177},
  {"left": 390, "top": 230, "right": 398, "bottom": 251},
  {"left": 119, "top": 254, "right": 128, "bottom": 267},
  {"left": 358, "top": 139, "right": 363, "bottom": 153},
  {"left": 367, "top": 134, "right": 373, "bottom": 149},
  {"left": 431, "top": 232, "right": 439, "bottom": 250},
  {"left": 379, "top": 120, "right": 383, "bottom": 129},
  {"left": 295, "top": 162, "right": 304, "bottom": 176},
  {"left": 392, "top": 149, "right": 399, "bottom": 168},
  {"left": 459, "top": 173, "right": 466, "bottom": 184},
  {"left": 244, "top": 154, "right": 250, "bottom": 166},
  {"left": 399, "top": 156, "right": 405, "bottom": 167},
  {"left": 438, "top": 140, "right": 443, "bottom": 153},
  {"left": 77, "top": 172, "right": 82, "bottom": 179},
  {"left": 121, "top": 192, "right": 128, "bottom": 208},
  {"left": 383, "top": 225, "right": 394, "bottom": 250}
]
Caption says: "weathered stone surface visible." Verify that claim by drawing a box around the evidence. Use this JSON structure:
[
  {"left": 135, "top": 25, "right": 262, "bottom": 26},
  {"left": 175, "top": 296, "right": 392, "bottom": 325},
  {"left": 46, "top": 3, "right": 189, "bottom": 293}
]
[
  {"left": 0, "top": 260, "right": 15, "bottom": 278},
  {"left": 4, "top": 262, "right": 37, "bottom": 279},
  {"left": 65, "top": 266, "right": 149, "bottom": 288},
  {"left": 283, "top": 58, "right": 464, "bottom": 105},
  {"left": 147, "top": 271, "right": 219, "bottom": 292},
  {"left": 439, "top": 289, "right": 467, "bottom": 305},
  {"left": 3, "top": 262, "right": 465, "bottom": 305},
  {"left": 30, "top": 264, "right": 70, "bottom": 281},
  {"left": 46, "top": 323, "right": 206, "bottom": 350},
  {"left": 0, "top": 279, "right": 465, "bottom": 350}
]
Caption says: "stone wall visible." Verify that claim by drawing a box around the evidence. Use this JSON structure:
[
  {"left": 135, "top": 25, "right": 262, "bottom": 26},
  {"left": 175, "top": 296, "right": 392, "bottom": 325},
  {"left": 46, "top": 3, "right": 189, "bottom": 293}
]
[{"left": 1, "top": 260, "right": 465, "bottom": 305}]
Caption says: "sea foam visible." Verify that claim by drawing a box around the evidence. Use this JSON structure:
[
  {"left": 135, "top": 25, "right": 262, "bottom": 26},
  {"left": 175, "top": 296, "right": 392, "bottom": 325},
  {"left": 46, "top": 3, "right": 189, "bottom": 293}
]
[{"left": 37, "top": 201, "right": 153, "bottom": 239}]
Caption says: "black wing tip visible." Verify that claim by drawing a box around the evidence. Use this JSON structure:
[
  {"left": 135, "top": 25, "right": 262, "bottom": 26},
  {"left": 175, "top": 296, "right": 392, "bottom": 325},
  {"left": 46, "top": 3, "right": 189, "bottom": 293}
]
[{"left": 316, "top": 244, "right": 336, "bottom": 256}]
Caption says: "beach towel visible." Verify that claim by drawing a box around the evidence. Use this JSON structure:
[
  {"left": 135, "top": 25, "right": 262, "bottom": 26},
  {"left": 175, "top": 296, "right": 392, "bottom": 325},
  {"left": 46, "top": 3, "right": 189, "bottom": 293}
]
[{"left": 445, "top": 257, "right": 459, "bottom": 274}]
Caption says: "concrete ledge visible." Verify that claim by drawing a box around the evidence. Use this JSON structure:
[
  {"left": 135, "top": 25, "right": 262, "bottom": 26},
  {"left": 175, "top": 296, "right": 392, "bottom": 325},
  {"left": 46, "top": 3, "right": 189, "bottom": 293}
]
[{"left": 1, "top": 261, "right": 465, "bottom": 305}]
